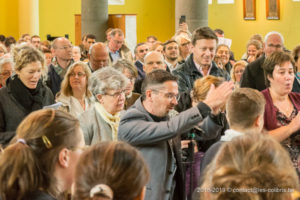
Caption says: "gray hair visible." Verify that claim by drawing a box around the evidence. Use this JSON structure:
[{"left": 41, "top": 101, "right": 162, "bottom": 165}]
[
  {"left": 264, "top": 31, "right": 284, "bottom": 44},
  {"left": 0, "top": 58, "right": 14, "bottom": 72},
  {"left": 89, "top": 66, "right": 129, "bottom": 95}
]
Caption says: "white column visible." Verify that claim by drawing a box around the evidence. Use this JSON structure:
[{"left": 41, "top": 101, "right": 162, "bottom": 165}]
[{"left": 175, "top": 0, "right": 208, "bottom": 33}]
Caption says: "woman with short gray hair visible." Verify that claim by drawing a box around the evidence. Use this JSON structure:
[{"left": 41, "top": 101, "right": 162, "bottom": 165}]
[
  {"left": 112, "top": 59, "right": 140, "bottom": 109},
  {"left": 79, "top": 67, "right": 129, "bottom": 145},
  {"left": 0, "top": 58, "right": 14, "bottom": 88}
]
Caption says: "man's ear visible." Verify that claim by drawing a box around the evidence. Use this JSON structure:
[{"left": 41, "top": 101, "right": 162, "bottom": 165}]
[
  {"left": 58, "top": 148, "right": 70, "bottom": 168},
  {"left": 145, "top": 89, "right": 153, "bottom": 102},
  {"left": 143, "top": 65, "right": 148, "bottom": 74},
  {"left": 254, "top": 114, "right": 264, "bottom": 129},
  {"left": 96, "top": 94, "right": 103, "bottom": 103}
]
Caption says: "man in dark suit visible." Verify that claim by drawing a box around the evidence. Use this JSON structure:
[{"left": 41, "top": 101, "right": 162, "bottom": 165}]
[
  {"left": 118, "top": 69, "right": 233, "bottom": 200},
  {"left": 241, "top": 31, "right": 284, "bottom": 90},
  {"left": 134, "top": 42, "right": 149, "bottom": 80}
]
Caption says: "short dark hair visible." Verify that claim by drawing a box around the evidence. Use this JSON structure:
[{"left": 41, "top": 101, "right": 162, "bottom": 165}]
[
  {"left": 263, "top": 51, "right": 295, "bottom": 87},
  {"left": 0, "top": 35, "right": 5, "bottom": 42},
  {"left": 85, "top": 34, "right": 96, "bottom": 41},
  {"left": 192, "top": 27, "right": 218, "bottom": 46},
  {"left": 134, "top": 42, "right": 147, "bottom": 54},
  {"left": 292, "top": 45, "right": 300, "bottom": 63},
  {"left": 214, "top": 28, "right": 224, "bottom": 36},
  {"left": 4, "top": 36, "right": 16, "bottom": 48},
  {"left": 141, "top": 69, "right": 177, "bottom": 99},
  {"left": 163, "top": 40, "right": 178, "bottom": 51}
]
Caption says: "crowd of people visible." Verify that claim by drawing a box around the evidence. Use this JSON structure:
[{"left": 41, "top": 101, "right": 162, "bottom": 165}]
[{"left": 0, "top": 23, "right": 300, "bottom": 200}]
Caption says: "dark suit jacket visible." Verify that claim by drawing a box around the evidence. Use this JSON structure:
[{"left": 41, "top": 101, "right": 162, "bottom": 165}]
[
  {"left": 173, "top": 54, "right": 230, "bottom": 93},
  {"left": 135, "top": 60, "right": 145, "bottom": 80},
  {"left": 240, "top": 55, "right": 266, "bottom": 91}
]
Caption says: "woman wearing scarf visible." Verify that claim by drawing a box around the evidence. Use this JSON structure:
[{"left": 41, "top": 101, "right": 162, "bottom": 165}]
[
  {"left": 0, "top": 45, "right": 54, "bottom": 147},
  {"left": 79, "top": 67, "right": 128, "bottom": 145}
]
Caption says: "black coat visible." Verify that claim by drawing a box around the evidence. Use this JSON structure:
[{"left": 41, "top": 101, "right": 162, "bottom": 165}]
[
  {"left": 173, "top": 54, "right": 230, "bottom": 93},
  {"left": 240, "top": 55, "right": 300, "bottom": 93},
  {"left": 240, "top": 55, "right": 266, "bottom": 91},
  {"left": 46, "top": 64, "right": 62, "bottom": 96}
]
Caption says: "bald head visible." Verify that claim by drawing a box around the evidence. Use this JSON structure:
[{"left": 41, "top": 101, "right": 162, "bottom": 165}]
[
  {"left": 52, "top": 37, "right": 73, "bottom": 62},
  {"left": 89, "top": 42, "right": 109, "bottom": 71},
  {"left": 143, "top": 51, "right": 166, "bottom": 74}
]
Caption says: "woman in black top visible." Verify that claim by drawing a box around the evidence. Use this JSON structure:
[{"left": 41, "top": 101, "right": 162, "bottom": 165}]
[{"left": 0, "top": 45, "right": 54, "bottom": 146}]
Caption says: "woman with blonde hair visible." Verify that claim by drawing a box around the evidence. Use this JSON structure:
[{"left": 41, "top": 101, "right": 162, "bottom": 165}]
[
  {"left": 0, "top": 109, "right": 85, "bottom": 200},
  {"left": 56, "top": 61, "right": 94, "bottom": 118},
  {"left": 230, "top": 60, "right": 247, "bottom": 88},
  {"left": 72, "top": 141, "right": 149, "bottom": 200},
  {"left": 198, "top": 133, "right": 299, "bottom": 200},
  {"left": 0, "top": 45, "right": 54, "bottom": 147}
]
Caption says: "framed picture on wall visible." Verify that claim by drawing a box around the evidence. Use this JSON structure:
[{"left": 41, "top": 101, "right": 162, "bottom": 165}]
[
  {"left": 243, "top": 0, "right": 256, "bottom": 20},
  {"left": 266, "top": 0, "right": 280, "bottom": 19}
]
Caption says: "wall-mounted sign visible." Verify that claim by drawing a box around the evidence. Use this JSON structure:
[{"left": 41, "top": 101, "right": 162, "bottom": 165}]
[
  {"left": 217, "top": 0, "right": 234, "bottom": 4},
  {"left": 109, "top": 0, "right": 125, "bottom": 5}
]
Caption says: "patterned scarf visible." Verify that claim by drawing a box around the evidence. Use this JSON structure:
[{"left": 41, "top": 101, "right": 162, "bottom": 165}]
[{"left": 95, "top": 103, "right": 120, "bottom": 141}]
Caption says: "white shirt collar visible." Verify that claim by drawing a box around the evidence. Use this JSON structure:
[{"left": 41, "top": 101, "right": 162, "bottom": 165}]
[{"left": 220, "top": 129, "right": 245, "bottom": 141}]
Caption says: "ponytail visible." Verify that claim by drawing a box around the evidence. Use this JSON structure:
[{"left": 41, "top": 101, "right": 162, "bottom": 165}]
[
  {"left": 0, "top": 141, "right": 43, "bottom": 200},
  {"left": 90, "top": 184, "right": 113, "bottom": 200}
]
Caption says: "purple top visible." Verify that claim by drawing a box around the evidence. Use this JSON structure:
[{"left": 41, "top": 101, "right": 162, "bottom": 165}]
[{"left": 261, "top": 88, "right": 300, "bottom": 131}]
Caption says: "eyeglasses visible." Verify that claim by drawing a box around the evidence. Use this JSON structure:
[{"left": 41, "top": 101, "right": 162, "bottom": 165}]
[
  {"left": 113, "top": 40, "right": 123, "bottom": 45},
  {"left": 267, "top": 44, "right": 282, "bottom": 49},
  {"left": 153, "top": 90, "right": 180, "bottom": 101},
  {"left": 57, "top": 45, "right": 73, "bottom": 50},
  {"left": 0, "top": 71, "right": 12, "bottom": 77},
  {"left": 105, "top": 89, "right": 126, "bottom": 98},
  {"left": 234, "top": 69, "right": 244, "bottom": 74},
  {"left": 70, "top": 72, "right": 86, "bottom": 77},
  {"left": 181, "top": 42, "right": 190, "bottom": 47}
]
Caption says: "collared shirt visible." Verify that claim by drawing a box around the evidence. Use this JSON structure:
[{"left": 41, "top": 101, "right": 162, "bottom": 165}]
[
  {"left": 220, "top": 129, "right": 244, "bottom": 141},
  {"left": 194, "top": 61, "right": 212, "bottom": 77},
  {"left": 165, "top": 60, "right": 179, "bottom": 72},
  {"left": 109, "top": 51, "right": 121, "bottom": 63}
]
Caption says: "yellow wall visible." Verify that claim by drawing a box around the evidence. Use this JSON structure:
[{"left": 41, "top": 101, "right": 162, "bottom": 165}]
[
  {"left": 39, "top": 0, "right": 81, "bottom": 43},
  {"left": 0, "top": 0, "right": 19, "bottom": 39},
  {"left": 1, "top": 0, "right": 300, "bottom": 59},
  {"left": 39, "top": 0, "right": 175, "bottom": 45},
  {"left": 208, "top": 0, "right": 300, "bottom": 59},
  {"left": 108, "top": 0, "right": 175, "bottom": 43}
]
